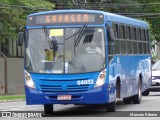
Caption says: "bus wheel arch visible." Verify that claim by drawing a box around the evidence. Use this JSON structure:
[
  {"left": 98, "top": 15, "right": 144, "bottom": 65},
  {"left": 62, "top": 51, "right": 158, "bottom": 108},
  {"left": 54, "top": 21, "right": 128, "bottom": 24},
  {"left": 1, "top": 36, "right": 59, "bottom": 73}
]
[
  {"left": 139, "top": 74, "right": 142, "bottom": 84},
  {"left": 105, "top": 77, "right": 120, "bottom": 112},
  {"left": 139, "top": 74, "right": 143, "bottom": 97},
  {"left": 132, "top": 74, "right": 142, "bottom": 104},
  {"left": 141, "top": 73, "right": 150, "bottom": 96},
  {"left": 116, "top": 77, "right": 121, "bottom": 98}
]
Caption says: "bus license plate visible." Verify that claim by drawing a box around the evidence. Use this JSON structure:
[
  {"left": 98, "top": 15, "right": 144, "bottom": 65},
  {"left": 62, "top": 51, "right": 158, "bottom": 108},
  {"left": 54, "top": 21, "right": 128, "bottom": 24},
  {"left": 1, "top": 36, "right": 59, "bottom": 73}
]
[{"left": 57, "top": 95, "right": 72, "bottom": 100}]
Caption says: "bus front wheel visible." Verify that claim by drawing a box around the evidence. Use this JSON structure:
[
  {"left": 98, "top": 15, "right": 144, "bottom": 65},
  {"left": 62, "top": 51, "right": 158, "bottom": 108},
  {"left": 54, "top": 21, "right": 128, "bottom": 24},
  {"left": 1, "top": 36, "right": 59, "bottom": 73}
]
[
  {"left": 44, "top": 104, "right": 54, "bottom": 114},
  {"left": 105, "top": 101, "right": 116, "bottom": 112}
]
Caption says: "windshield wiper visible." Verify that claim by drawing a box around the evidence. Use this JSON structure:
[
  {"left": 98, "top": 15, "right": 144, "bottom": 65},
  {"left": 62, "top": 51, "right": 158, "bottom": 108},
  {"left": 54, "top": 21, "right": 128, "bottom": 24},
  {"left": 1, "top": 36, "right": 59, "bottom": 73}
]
[
  {"left": 43, "top": 27, "right": 53, "bottom": 49},
  {"left": 74, "top": 25, "right": 86, "bottom": 46},
  {"left": 64, "top": 25, "right": 87, "bottom": 46}
]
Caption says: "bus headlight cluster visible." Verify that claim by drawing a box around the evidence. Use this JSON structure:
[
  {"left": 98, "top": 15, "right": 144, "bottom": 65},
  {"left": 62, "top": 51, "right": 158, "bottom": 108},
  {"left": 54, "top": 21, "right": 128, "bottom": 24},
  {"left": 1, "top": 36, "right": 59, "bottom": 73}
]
[
  {"left": 95, "top": 69, "right": 106, "bottom": 87},
  {"left": 25, "top": 71, "right": 36, "bottom": 89}
]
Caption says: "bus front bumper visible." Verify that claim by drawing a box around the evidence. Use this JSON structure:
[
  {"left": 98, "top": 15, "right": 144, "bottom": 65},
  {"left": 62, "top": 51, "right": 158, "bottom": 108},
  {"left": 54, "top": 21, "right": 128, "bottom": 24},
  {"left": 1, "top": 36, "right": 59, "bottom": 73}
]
[{"left": 25, "top": 85, "right": 115, "bottom": 105}]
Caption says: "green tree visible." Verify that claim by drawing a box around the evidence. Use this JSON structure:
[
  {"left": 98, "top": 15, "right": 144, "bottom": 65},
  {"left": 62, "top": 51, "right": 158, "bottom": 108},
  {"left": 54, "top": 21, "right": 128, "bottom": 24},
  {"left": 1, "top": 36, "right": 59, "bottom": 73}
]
[
  {"left": 107, "top": 0, "right": 160, "bottom": 41},
  {"left": 0, "top": 0, "right": 53, "bottom": 55},
  {"left": 137, "top": 0, "right": 160, "bottom": 41}
]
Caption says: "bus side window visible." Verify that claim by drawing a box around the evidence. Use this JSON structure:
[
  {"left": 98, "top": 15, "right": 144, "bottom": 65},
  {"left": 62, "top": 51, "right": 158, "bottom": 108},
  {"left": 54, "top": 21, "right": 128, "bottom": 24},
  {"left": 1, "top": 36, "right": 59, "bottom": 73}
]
[
  {"left": 120, "top": 25, "right": 126, "bottom": 55},
  {"left": 143, "top": 29, "right": 147, "bottom": 54},
  {"left": 113, "top": 23, "right": 119, "bottom": 38},
  {"left": 112, "top": 23, "right": 120, "bottom": 55},
  {"left": 146, "top": 30, "right": 150, "bottom": 54},
  {"left": 127, "top": 26, "right": 133, "bottom": 54},
  {"left": 107, "top": 27, "right": 114, "bottom": 62},
  {"left": 132, "top": 27, "right": 138, "bottom": 54},
  {"left": 138, "top": 28, "right": 143, "bottom": 54},
  {"left": 108, "top": 30, "right": 113, "bottom": 53}
]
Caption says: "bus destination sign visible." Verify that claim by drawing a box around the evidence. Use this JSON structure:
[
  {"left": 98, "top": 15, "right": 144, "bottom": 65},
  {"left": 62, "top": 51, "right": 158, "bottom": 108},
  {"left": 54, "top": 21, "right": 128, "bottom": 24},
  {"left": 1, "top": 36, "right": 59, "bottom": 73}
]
[{"left": 27, "top": 13, "right": 104, "bottom": 26}]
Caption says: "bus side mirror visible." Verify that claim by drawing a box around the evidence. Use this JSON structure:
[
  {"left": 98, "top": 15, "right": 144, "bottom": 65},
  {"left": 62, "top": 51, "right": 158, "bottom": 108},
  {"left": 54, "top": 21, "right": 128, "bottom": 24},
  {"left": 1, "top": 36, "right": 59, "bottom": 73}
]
[{"left": 18, "top": 32, "right": 24, "bottom": 46}]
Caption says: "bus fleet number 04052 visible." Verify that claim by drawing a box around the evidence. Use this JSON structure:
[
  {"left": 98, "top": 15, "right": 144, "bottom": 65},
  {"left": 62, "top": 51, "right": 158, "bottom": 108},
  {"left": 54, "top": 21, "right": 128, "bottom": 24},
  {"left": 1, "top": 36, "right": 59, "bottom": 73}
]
[{"left": 77, "top": 79, "right": 94, "bottom": 85}]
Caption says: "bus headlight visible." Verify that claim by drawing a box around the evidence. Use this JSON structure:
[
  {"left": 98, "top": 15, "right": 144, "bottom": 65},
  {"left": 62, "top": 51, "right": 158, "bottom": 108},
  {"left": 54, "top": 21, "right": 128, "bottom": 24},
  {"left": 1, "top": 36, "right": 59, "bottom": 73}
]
[
  {"left": 25, "top": 71, "right": 36, "bottom": 89},
  {"left": 95, "top": 69, "right": 106, "bottom": 87},
  {"left": 152, "top": 76, "right": 155, "bottom": 80}
]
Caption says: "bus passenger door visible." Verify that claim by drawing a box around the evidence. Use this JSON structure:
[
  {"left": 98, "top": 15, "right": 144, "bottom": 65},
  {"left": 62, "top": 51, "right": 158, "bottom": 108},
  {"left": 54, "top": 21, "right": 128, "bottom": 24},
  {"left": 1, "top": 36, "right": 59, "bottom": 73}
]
[{"left": 107, "top": 26, "right": 117, "bottom": 101}]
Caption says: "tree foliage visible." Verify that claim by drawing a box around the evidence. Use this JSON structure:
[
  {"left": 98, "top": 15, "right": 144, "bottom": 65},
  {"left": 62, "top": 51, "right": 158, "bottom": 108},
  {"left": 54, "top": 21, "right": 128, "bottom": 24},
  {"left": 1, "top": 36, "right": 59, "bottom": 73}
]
[
  {"left": 0, "top": 0, "right": 53, "bottom": 44},
  {"left": 0, "top": 0, "right": 160, "bottom": 45},
  {"left": 51, "top": 0, "right": 160, "bottom": 41}
]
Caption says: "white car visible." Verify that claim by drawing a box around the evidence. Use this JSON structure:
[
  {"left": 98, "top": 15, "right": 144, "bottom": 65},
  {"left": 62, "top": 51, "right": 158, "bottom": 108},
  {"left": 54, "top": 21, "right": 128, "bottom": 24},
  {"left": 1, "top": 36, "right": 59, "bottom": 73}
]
[{"left": 150, "top": 60, "right": 160, "bottom": 91}]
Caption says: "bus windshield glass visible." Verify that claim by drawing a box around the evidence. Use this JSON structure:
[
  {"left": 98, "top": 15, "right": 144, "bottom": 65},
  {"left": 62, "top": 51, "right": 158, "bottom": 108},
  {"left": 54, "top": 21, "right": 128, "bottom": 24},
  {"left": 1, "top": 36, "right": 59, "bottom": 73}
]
[{"left": 25, "top": 27, "right": 106, "bottom": 74}]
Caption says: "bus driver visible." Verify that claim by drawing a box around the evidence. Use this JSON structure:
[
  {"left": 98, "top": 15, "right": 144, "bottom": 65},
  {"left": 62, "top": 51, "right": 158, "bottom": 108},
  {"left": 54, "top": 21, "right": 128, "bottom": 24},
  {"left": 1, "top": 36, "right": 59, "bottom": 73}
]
[{"left": 85, "top": 40, "right": 102, "bottom": 54}]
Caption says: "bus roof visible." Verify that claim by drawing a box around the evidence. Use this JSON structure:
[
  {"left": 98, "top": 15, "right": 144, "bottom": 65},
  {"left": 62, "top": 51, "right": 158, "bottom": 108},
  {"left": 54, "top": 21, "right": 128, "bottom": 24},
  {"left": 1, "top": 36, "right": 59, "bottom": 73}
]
[{"left": 29, "top": 9, "right": 148, "bottom": 28}]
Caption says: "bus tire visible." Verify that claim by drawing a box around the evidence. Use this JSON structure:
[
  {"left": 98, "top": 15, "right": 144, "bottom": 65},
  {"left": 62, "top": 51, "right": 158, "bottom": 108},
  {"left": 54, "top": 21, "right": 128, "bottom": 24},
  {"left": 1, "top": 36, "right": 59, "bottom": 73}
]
[
  {"left": 44, "top": 104, "right": 54, "bottom": 114},
  {"left": 123, "top": 97, "right": 132, "bottom": 104},
  {"left": 105, "top": 101, "right": 116, "bottom": 112},
  {"left": 142, "top": 89, "right": 150, "bottom": 96},
  {"left": 132, "top": 78, "right": 142, "bottom": 104}
]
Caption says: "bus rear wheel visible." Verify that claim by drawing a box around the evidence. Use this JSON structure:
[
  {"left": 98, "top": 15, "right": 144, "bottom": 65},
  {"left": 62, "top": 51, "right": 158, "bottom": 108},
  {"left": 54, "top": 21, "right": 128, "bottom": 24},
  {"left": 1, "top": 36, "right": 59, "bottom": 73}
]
[
  {"left": 132, "top": 78, "right": 142, "bottom": 104},
  {"left": 123, "top": 97, "right": 132, "bottom": 104},
  {"left": 142, "top": 89, "right": 150, "bottom": 96},
  {"left": 44, "top": 104, "right": 54, "bottom": 114}
]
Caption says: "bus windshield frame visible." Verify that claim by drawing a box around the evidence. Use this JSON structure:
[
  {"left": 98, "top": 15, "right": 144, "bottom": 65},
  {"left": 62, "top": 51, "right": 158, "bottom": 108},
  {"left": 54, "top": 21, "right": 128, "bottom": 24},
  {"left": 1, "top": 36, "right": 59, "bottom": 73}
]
[{"left": 25, "top": 26, "right": 106, "bottom": 74}]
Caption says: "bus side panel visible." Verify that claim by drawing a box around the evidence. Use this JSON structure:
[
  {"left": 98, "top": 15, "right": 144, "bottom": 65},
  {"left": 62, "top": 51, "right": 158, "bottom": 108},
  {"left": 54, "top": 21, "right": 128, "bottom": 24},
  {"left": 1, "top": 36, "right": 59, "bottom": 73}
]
[
  {"left": 109, "top": 55, "right": 151, "bottom": 99},
  {"left": 108, "top": 56, "right": 121, "bottom": 102}
]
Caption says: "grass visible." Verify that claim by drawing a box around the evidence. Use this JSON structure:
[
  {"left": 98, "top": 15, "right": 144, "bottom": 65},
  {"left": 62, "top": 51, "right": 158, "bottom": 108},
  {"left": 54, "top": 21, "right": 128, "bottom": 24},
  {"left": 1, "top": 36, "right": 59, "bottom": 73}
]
[{"left": 0, "top": 95, "right": 26, "bottom": 101}]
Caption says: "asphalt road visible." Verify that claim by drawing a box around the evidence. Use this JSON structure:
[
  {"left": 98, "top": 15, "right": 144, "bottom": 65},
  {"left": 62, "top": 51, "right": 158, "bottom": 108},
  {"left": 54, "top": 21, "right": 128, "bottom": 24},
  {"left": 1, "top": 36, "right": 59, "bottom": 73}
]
[{"left": 0, "top": 92, "right": 160, "bottom": 120}]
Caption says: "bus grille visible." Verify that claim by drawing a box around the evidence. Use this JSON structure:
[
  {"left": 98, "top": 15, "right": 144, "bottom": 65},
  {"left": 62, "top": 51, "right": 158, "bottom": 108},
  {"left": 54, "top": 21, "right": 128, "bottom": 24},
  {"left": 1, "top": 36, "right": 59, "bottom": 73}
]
[{"left": 39, "top": 85, "right": 89, "bottom": 92}]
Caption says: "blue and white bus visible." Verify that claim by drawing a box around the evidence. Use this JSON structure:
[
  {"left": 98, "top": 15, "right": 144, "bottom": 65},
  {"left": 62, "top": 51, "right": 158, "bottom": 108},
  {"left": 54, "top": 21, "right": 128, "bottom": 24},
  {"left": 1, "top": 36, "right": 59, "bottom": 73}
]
[{"left": 18, "top": 9, "right": 151, "bottom": 114}]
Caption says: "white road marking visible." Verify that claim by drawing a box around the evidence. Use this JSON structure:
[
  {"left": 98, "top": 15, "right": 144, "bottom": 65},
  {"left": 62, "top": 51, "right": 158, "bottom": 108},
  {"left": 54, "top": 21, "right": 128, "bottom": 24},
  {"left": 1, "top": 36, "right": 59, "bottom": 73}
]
[{"left": 1, "top": 105, "right": 42, "bottom": 111}]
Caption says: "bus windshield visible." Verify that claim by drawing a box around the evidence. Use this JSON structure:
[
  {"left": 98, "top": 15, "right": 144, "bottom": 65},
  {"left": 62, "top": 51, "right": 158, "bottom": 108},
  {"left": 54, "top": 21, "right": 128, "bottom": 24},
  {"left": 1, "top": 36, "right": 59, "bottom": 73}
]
[{"left": 25, "top": 27, "right": 106, "bottom": 74}]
